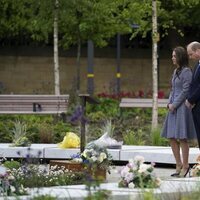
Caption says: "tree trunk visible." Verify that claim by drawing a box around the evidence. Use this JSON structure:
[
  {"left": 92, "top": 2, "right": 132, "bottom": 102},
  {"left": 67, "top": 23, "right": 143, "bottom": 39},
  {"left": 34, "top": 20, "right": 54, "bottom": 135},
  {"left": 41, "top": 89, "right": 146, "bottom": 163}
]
[
  {"left": 152, "top": 0, "right": 159, "bottom": 130},
  {"left": 54, "top": 0, "right": 60, "bottom": 95},
  {"left": 76, "top": 36, "right": 81, "bottom": 93}
]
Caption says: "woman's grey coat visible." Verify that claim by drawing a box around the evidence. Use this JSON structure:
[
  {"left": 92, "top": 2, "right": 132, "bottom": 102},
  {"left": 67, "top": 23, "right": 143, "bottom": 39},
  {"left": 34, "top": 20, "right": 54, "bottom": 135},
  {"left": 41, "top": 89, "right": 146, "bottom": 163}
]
[{"left": 162, "top": 67, "right": 196, "bottom": 139}]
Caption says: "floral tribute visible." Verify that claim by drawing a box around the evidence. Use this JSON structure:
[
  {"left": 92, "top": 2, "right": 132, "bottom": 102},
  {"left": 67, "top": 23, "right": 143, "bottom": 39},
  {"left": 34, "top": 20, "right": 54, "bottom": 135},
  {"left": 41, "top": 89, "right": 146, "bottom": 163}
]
[
  {"left": 72, "top": 145, "right": 112, "bottom": 171},
  {"left": 190, "top": 155, "right": 200, "bottom": 177},
  {"left": 118, "top": 156, "right": 161, "bottom": 189}
]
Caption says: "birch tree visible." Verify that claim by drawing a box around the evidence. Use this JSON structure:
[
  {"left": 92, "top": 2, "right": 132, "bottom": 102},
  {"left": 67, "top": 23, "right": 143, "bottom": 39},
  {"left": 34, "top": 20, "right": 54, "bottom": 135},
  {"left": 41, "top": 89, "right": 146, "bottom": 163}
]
[
  {"left": 27, "top": 0, "right": 60, "bottom": 95},
  {"left": 152, "top": 0, "right": 159, "bottom": 130},
  {"left": 54, "top": 0, "right": 60, "bottom": 95}
]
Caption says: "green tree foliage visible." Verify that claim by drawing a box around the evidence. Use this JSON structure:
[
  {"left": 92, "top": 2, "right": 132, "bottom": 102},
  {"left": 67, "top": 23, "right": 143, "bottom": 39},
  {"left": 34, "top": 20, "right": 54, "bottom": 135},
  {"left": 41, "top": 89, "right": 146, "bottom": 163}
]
[
  {"left": 59, "top": 0, "right": 152, "bottom": 49},
  {"left": 158, "top": 0, "right": 200, "bottom": 36},
  {"left": 26, "top": 0, "right": 54, "bottom": 42},
  {"left": 0, "top": 0, "right": 153, "bottom": 47},
  {"left": 0, "top": 0, "right": 199, "bottom": 44},
  {"left": 0, "top": 0, "right": 30, "bottom": 38}
]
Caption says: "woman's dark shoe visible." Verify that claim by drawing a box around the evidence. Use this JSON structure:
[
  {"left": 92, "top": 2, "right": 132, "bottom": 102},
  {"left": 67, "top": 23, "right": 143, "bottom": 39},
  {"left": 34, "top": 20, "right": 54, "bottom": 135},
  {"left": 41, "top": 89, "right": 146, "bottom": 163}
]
[
  {"left": 179, "top": 167, "right": 190, "bottom": 178},
  {"left": 171, "top": 172, "right": 180, "bottom": 177},
  {"left": 171, "top": 165, "right": 182, "bottom": 177}
]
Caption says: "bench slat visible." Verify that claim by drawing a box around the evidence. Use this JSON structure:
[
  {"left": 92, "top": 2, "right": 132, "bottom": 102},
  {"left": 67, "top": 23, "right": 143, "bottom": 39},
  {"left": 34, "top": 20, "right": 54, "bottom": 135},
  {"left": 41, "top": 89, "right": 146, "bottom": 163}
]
[
  {"left": 0, "top": 95, "right": 69, "bottom": 114},
  {"left": 120, "top": 98, "right": 168, "bottom": 108},
  {"left": 0, "top": 111, "right": 66, "bottom": 114}
]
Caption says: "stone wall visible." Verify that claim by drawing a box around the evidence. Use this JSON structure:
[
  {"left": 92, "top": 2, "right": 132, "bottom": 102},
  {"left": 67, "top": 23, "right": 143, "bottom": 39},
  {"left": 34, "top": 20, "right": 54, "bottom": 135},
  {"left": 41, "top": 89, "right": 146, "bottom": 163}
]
[{"left": 0, "top": 55, "right": 173, "bottom": 95}]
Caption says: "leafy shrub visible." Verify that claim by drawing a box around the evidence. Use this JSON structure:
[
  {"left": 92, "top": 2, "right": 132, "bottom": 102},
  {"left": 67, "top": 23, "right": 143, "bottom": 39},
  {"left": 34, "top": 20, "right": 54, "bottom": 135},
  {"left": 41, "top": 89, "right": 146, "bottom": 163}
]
[
  {"left": 3, "top": 160, "right": 21, "bottom": 170},
  {"left": 87, "top": 98, "right": 119, "bottom": 118},
  {"left": 53, "top": 122, "right": 73, "bottom": 143},
  {"left": 123, "top": 129, "right": 145, "bottom": 145},
  {"left": 0, "top": 96, "right": 171, "bottom": 146},
  {"left": 38, "top": 123, "right": 54, "bottom": 143},
  {"left": 151, "top": 127, "right": 169, "bottom": 146},
  {"left": 88, "top": 111, "right": 107, "bottom": 122}
]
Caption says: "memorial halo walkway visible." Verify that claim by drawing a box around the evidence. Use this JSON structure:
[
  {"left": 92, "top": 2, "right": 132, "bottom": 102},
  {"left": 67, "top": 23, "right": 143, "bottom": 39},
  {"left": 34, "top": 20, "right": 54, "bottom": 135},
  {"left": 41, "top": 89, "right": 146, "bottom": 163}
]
[{"left": 0, "top": 144, "right": 199, "bottom": 164}]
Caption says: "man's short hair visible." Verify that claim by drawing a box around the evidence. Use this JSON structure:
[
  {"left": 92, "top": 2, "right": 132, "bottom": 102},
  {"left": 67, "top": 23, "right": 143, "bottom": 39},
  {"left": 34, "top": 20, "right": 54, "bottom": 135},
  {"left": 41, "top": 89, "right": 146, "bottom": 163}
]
[{"left": 188, "top": 41, "right": 200, "bottom": 51}]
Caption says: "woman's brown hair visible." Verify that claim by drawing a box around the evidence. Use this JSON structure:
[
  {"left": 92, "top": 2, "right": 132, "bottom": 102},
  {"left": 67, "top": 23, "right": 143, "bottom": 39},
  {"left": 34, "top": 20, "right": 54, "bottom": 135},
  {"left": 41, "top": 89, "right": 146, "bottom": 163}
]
[{"left": 173, "top": 46, "right": 189, "bottom": 77}]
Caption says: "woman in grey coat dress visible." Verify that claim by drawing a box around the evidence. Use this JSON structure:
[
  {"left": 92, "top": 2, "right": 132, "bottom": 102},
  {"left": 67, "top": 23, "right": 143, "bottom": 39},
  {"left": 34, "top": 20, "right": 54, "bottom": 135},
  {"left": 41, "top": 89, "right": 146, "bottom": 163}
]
[{"left": 161, "top": 46, "right": 196, "bottom": 177}]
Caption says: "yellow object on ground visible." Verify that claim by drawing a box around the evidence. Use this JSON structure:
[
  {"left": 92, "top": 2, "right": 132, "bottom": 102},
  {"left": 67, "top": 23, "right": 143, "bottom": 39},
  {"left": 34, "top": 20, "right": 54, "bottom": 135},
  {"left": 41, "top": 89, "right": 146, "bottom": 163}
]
[{"left": 58, "top": 132, "right": 80, "bottom": 148}]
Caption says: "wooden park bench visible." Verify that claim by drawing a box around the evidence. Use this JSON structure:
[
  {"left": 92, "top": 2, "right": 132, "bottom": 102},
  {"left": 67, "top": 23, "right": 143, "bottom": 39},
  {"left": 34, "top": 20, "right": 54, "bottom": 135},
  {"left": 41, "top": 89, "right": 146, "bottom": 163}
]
[
  {"left": 0, "top": 94, "right": 69, "bottom": 114},
  {"left": 119, "top": 98, "right": 168, "bottom": 108},
  {"left": 0, "top": 94, "right": 99, "bottom": 152},
  {"left": 119, "top": 98, "right": 168, "bottom": 116}
]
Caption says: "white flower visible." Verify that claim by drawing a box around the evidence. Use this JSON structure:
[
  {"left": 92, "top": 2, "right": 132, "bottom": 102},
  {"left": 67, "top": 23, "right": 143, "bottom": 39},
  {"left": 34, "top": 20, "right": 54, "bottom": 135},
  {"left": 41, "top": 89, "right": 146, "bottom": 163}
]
[
  {"left": 155, "top": 177, "right": 162, "bottom": 186},
  {"left": 82, "top": 149, "right": 89, "bottom": 158},
  {"left": 10, "top": 186, "right": 16, "bottom": 193},
  {"left": 138, "top": 164, "right": 151, "bottom": 173},
  {"left": 73, "top": 158, "right": 83, "bottom": 163},
  {"left": 195, "top": 165, "right": 200, "bottom": 170},
  {"left": 8, "top": 175, "right": 15, "bottom": 180},
  {"left": 82, "top": 149, "right": 93, "bottom": 158},
  {"left": 129, "top": 159, "right": 134, "bottom": 164},
  {"left": 98, "top": 152, "right": 107, "bottom": 163},
  {"left": 91, "top": 156, "right": 97, "bottom": 162},
  {"left": 134, "top": 156, "right": 145, "bottom": 164},
  {"left": 128, "top": 182, "right": 135, "bottom": 189}
]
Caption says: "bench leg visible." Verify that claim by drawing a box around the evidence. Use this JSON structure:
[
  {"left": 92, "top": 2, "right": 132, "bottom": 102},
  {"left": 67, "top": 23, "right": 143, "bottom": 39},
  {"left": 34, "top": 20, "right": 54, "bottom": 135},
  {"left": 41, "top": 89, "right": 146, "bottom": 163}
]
[
  {"left": 60, "top": 113, "right": 67, "bottom": 122},
  {"left": 119, "top": 107, "right": 123, "bottom": 118}
]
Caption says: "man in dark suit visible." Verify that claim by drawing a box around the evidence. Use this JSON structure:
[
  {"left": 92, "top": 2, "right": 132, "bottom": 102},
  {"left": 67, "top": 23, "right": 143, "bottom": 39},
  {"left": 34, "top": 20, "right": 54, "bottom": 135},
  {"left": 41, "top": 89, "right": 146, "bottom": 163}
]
[{"left": 186, "top": 41, "right": 200, "bottom": 148}]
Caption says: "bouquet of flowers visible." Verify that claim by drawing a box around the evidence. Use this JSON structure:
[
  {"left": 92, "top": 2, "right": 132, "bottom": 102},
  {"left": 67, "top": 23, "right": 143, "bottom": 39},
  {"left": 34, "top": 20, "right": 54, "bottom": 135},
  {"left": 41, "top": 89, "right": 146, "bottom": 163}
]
[
  {"left": 72, "top": 145, "right": 112, "bottom": 171},
  {"left": 190, "top": 155, "right": 200, "bottom": 177},
  {"left": 118, "top": 156, "right": 161, "bottom": 189}
]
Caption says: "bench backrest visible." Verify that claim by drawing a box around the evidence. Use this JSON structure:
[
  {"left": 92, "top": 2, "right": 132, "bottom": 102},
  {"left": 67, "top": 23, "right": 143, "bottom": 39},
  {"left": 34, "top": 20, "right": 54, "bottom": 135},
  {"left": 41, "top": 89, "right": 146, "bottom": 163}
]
[
  {"left": 120, "top": 98, "right": 168, "bottom": 108},
  {"left": 0, "top": 95, "right": 69, "bottom": 114}
]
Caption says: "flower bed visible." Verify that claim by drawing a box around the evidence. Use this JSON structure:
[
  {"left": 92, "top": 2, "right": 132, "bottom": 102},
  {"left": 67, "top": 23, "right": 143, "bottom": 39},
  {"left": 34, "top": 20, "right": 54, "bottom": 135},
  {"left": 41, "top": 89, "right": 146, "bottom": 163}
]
[
  {"left": 0, "top": 159, "right": 85, "bottom": 197},
  {"left": 50, "top": 160, "right": 106, "bottom": 181}
]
